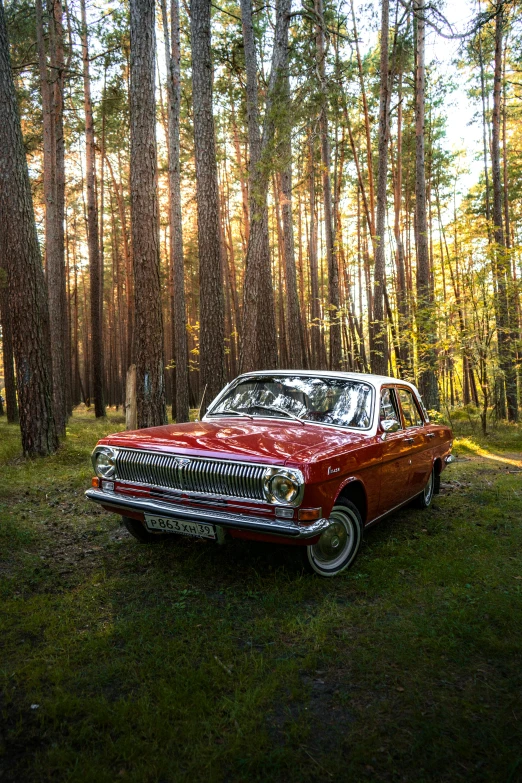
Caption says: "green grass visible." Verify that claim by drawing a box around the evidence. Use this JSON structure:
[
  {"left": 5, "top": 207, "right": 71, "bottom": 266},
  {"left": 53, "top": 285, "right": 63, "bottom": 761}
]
[{"left": 1, "top": 407, "right": 521, "bottom": 782}]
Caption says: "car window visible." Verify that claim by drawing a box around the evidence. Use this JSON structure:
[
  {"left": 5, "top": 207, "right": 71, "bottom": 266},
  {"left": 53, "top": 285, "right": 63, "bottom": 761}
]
[
  {"left": 397, "top": 389, "right": 423, "bottom": 428},
  {"left": 209, "top": 375, "right": 373, "bottom": 429},
  {"left": 380, "top": 388, "right": 401, "bottom": 425}
]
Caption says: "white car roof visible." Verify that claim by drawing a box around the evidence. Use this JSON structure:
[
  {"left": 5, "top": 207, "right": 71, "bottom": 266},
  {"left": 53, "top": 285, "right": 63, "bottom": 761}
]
[{"left": 238, "top": 369, "right": 418, "bottom": 391}]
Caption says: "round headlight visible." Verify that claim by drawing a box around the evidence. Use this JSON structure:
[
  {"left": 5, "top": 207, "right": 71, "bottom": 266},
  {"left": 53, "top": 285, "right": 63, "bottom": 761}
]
[
  {"left": 93, "top": 447, "right": 117, "bottom": 479},
  {"left": 269, "top": 473, "right": 299, "bottom": 503},
  {"left": 263, "top": 468, "right": 303, "bottom": 505}
]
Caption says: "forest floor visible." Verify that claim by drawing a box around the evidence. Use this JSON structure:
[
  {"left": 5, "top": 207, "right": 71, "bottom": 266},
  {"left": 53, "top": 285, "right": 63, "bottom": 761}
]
[{"left": 0, "top": 407, "right": 521, "bottom": 783}]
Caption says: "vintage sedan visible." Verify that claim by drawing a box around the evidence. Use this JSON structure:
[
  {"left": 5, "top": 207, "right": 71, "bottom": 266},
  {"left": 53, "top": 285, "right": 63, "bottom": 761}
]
[{"left": 86, "top": 371, "right": 454, "bottom": 576}]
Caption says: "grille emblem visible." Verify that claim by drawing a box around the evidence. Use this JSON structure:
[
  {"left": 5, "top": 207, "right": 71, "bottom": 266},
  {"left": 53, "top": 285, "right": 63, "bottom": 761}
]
[{"left": 174, "top": 457, "right": 191, "bottom": 469}]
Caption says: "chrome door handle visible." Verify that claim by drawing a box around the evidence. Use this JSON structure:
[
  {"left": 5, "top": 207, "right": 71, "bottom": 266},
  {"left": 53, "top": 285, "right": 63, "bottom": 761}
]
[
  {"left": 404, "top": 437, "right": 414, "bottom": 444},
  {"left": 426, "top": 432, "right": 435, "bottom": 439}
]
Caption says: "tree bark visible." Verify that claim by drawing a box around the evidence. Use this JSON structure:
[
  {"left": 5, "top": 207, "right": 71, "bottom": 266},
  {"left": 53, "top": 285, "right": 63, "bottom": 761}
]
[
  {"left": 0, "top": 0, "right": 58, "bottom": 455},
  {"left": 35, "top": 0, "right": 67, "bottom": 433},
  {"left": 130, "top": 0, "right": 167, "bottom": 427},
  {"left": 190, "top": 0, "right": 226, "bottom": 409},
  {"left": 160, "top": 0, "right": 190, "bottom": 422},
  {"left": 238, "top": 0, "right": 280, "bottom": 373},
  {"left": 315, "top": 0, "right": 342, "bottom": 370},
  {"left": 0, "top": 261, "right": 19, "bottom": 423},
  {"left": 80, "top": 0, "right": 105, "bottom": 418},
  {"left": 370, "top": 0, "right": 390, "bottom": 376},
  {"left": 414, "top": 0, "right": 439, "bottom": 409},
  {"left": 491, "top": 3, "right": 517, "bottom": 421}
]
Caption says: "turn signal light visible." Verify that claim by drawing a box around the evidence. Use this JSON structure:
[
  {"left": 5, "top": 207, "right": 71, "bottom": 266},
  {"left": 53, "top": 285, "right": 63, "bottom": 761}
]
[
  {"left": 298, "top": 507, "right": 322, "bottom": 521},
  {"left": 91, "top": 476, "right": 100, "bottom": 488}
]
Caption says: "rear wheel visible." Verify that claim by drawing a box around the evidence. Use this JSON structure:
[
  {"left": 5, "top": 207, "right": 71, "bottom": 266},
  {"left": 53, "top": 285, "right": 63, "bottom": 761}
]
[
  {"left": 303, "top": 499, "right": 363, "bottom": 577},
  {"left": 123, "top": 516, "right": 168, "bottom": 543},
  {"left": 415, "top": 467, "right": 435, "bottom": 509}
]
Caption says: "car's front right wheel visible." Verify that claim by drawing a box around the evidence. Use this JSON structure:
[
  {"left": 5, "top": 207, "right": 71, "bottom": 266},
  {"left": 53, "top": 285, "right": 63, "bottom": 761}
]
[
  {"left": 122, "top": 516, "right": 169, "bottom": 543},
  {"left": 303, "top": 498, "right": 363, "bottom": 577}
]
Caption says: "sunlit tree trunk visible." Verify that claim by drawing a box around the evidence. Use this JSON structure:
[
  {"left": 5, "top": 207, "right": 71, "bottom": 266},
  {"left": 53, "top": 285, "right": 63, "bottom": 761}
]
[
  {"left": 414, "top": 0, "right": 439, "bottom": 409},
  {"left": 370, "top": 0, "right": 389, "bottom": 375},
  {"left": 491, "top": 3, "right": 517, "bottom": 421}
]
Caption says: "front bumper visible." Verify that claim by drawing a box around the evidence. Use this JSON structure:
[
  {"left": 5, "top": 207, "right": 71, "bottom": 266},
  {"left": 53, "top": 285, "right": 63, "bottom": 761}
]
[{"left": 85, "top": 488, "right": 330, "bottom": 539}]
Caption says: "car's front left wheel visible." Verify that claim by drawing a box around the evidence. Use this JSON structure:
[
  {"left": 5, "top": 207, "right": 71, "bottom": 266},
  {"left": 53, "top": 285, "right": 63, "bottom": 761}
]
[{"left": 303, "top": 498, "right": 363, "bottom": 577}]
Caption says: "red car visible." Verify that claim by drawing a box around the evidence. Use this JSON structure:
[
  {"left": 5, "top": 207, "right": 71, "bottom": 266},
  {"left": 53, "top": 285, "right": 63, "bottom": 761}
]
[{"left": 86, "top": 371, "right": 454, "bottom": 576}]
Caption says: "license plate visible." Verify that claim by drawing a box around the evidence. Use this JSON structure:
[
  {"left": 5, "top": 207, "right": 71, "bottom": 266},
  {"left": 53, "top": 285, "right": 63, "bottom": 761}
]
[{"left": 144, "top": 514, "right": 216, "bottom": 539}]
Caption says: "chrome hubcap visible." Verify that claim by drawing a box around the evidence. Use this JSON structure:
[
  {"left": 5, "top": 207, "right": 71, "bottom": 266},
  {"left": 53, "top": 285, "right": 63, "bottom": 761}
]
[{"left": 310, "top": 510, "right": 355, "bottom": 570}]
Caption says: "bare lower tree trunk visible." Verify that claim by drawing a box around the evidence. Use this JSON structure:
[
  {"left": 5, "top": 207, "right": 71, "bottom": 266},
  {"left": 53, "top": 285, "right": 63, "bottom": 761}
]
[
  {"left": 160, "top": 0, "right": 189, "bottom": 422},
  {"left": 35, "top": 0, "right": 67, "bottom": 434},
  {"left": 0, "top": 263, "right": 18, "bottom": 422},
  {"left": 278, "top": 39, "right": 306, "bottom": 368},
  {"left": 80, "top": 0, "right": 105, "bottom": 418},
  {"left": 130, "top": 0, "right": 167, "bottom": 427},
  {"left": 370, "top": 0, "right": 389, "bottom": 375},
  {"left": 315, "top": 0, "right": 341, "bottom": 370},
  {"left": 0, "top": 1, "right": 57, "bottom": 455},
  {"left": 190, "top": 0, "right": 226, "bottom": 409},
  {"left": 239, "top": 0, "right": 278, "bottom": 373},
  {"left": 414, "top": 0, "right": 439, "bottom": 408},
  {"left": 491, "top": 3, "right": 517, "bottom": 421}
]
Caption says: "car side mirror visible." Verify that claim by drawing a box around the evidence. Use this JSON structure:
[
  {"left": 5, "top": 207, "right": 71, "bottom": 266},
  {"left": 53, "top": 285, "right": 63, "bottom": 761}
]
[{"left": 381, "top": 418, "right": 400, "bottom": 433}]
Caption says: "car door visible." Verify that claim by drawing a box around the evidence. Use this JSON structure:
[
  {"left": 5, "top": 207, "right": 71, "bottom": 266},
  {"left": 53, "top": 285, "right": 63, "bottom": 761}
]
[
  {"left": 378, "top": 386, "right": 413, "bottom": 515},
  {"left": 396, "top": 387, "right": 432, "bottom": 497}
]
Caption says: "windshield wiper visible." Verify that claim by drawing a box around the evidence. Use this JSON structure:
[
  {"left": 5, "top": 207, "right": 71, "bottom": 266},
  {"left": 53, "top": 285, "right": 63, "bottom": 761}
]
[
  {"left": 208, "top": 410, "right": 254, "bottom": 420},
  {"left": 249, "top": 404, "right": 306, "bottom": 426}
]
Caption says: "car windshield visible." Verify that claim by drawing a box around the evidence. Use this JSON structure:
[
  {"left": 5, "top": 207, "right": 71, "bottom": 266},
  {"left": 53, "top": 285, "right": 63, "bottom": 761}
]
[{"left": 208, "top": 375, "right": 373, "bottom": 429}]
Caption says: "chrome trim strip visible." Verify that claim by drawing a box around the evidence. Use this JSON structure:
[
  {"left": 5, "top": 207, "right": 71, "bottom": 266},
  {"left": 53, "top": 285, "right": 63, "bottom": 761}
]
[{"left": 85, "top": 488, "right": 330, "bottom": 539}]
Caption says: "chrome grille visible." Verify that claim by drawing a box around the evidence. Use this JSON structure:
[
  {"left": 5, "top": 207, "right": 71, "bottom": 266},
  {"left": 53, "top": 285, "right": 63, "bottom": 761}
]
[{"left": 115, "top": 449, "right": 267, "bottom": 502}]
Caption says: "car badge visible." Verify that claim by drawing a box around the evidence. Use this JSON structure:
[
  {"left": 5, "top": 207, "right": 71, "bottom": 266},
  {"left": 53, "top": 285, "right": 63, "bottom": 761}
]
[{"left": 174, "top": 457, "right": 191, "bottom": 469}]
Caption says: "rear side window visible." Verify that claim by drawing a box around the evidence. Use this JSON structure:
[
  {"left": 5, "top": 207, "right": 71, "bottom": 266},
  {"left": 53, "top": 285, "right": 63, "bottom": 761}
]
[
  {"left": 380, "top": 388, "right": 401, "bottom": 424},
  {"left": 398, "top": 389, "right": 423, "bottom": 428}
]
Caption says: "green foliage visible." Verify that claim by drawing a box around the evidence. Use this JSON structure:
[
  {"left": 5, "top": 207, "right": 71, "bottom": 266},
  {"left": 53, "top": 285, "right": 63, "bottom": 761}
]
[{"left": 1, "top": 412, "right": 521, "bottom": 781}]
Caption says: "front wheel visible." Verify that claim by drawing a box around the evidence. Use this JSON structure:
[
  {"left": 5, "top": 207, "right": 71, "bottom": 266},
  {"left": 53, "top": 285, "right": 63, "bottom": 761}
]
[
  {"left": 415, "top": 466, "right": 435, "bottom": 509},
  {"left": 303, "top": 499, "right": 363, "bottom": 577},
  {"left": 123, "top": 516, "right": 169, "bottom": 543}
]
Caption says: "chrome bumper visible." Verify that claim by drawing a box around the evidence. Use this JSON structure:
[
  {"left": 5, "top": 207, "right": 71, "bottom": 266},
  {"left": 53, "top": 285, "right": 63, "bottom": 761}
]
[
  {"left": 445, "top": 454, "right": 456, "bottom": 464},
  {"left": 85, "top": 488, "right": 330, "bottom": 539}
]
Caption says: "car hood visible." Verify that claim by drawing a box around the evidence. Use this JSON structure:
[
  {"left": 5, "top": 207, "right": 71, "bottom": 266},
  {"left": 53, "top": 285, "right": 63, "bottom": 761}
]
[{"left": 100, "top": 418, "right": 370, "bottom": 465}]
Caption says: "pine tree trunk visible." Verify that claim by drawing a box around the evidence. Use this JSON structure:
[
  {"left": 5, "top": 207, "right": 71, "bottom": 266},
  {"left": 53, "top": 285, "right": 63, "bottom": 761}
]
[
  {"left": 0, "top": 2, "right": 57, "bottom": 455},
  {"left": 129, "top": 0, "right": 167, "bottom": 427},
  {"left": 370, "top": 0, "right": 390, "bottom": 375},
  {"left": 35, "top": 0, "right": 67, "bottom": 433},
  {"left": 414, "top": 0, "right": 439, "bottom": 409},
  {"left": 80, "top": 0, "right": 105, "bottom": 418},
  {"left": 238, "top": 0, "right": 279, "bottom": 373},
  {"left": 160, "top": 0, "right": 190, "bottom": 422},
  {"left": 190, "top": 0, "right": 226, "bottom": 409},
  {"left": 315, "top": 0, "right": 342, "bottom": 370},
  {"left": 279, "top": 58, "right": 306, "bottom": 368},
  {"left": 491, "top": 4, "right": 517, "bottom": 421},
  {"left": 0, "top": 261, "right": 19, "bottom": 423}
]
